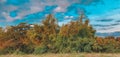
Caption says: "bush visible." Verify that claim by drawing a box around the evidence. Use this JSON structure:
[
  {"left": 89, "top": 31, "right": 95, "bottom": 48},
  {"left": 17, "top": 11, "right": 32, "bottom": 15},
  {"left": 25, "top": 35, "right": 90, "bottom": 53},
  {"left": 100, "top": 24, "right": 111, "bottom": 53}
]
[
  {"left": 0, "top": 47, "right": 16, "bottom": 54},
  {"left": 34, "top": 45, "right": 48, "bottom": 54}
]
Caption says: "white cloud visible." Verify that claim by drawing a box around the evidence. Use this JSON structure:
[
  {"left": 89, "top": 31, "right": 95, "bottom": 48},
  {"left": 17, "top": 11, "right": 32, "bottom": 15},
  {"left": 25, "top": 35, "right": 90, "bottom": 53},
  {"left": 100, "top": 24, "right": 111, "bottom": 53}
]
[
  {"left": 28, "top": 0, "right": 72, "bottom": 13},
  {"left": 0, "top": 0, "right": 6, "bottom": 3},
  {"left": 107, "top": 14, "right": 120, "bottom": 19},
  {"left": 30, "top": 6, "right": 43, "bottom": 13},
  {"left": 2, "top": 12, "right": 21, "bottom": 22},
  {"left": 0, "top": 0, "right": 106, "bottom": 22},
  {"left": 97, "top": 25, "right": 120, "bottom": 33},
  {"left": 70, "top": 16, "right": 74, "bottom": 19},
  {"left": 29, "top": 0, "right": 45, "bottom": 13},
  {"left": 88, "top": 8, "right": 120, "bottom": 33},
  {"left": 64, "top": 16, "right": 69, "bottom": 19},
  {"left": 54, "top": 7, "right": 65, "bottom": 12},
  {"left": 2, "top": 5, "right": 18, "bottom": 12},
  {"left": 64, "top": 16, "right": 74, "bottom": 19}
]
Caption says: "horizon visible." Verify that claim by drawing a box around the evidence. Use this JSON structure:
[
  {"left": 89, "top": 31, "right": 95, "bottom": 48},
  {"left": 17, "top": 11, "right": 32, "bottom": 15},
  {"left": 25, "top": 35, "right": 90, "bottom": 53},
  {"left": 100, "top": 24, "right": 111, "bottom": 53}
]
[{"left": 0, "top": 0, "right": 120, "bottom": 33}]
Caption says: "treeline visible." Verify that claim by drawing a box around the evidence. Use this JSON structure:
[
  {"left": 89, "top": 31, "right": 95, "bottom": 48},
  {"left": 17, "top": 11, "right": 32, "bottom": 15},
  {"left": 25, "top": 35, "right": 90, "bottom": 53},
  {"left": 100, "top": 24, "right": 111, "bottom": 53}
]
[{"left": 0, "top": 14, "right": 120, "bottom": 54}]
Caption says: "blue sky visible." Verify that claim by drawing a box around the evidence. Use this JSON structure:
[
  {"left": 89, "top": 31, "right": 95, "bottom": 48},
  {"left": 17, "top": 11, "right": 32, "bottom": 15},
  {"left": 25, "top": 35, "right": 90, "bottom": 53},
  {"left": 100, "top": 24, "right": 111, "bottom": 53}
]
[{"left": 0, "top": 0, "right": 120, "bottom": 33}]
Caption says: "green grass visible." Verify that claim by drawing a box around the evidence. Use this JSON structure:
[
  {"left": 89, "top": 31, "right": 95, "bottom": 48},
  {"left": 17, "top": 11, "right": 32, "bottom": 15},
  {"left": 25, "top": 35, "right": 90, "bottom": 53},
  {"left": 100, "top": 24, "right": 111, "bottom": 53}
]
[{"left": 0, "top": 53, "right": 120, "bottom": 57}]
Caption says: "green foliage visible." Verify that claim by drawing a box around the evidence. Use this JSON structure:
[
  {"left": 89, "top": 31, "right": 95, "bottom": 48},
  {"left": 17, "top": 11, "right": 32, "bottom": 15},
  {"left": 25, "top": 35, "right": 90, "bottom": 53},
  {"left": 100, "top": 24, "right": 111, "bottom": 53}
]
[
  {"left": 0, "top": 47, "right": 15, "bottom": 54},
  {"left": 0, "top": 14, "right": 120, "bottom": 54},
  {"left": 34, "top": 45, "right": 48, "bottom": 54}
]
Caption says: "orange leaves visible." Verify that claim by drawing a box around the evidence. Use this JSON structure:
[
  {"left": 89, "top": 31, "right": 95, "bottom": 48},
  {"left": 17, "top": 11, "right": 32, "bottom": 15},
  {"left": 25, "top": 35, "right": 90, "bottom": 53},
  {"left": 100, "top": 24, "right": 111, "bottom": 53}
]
[
  {"left": 42, "top": 14, "right": 58, "bottom": 36},
  {"left": 0, "top": 14, "right": 120, "bottom": 54},
  {"left": 96, "top": 37, "right": 103, "bottom": 45},
  {"left": 59, "top": 25, "right": 69, "bottom": 37},
  {"left": 96, "top": 37, "right": 119, "bottom": 46},
  {"left": 59, "top": 14, "right": 95, "bottom": 38},
  {"left": 0, "top": 39, "right": 14, "bottom": 50}
]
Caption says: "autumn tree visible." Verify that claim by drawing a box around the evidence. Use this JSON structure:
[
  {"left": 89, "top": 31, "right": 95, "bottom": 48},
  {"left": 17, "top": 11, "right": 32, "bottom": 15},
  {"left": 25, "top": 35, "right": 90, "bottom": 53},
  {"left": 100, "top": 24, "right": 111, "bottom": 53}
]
[
  {"left": 0, "top": 14, "right": 120, "bottom": 54},
  {"left": 59, "top": 14, "right": 96, "bottom": 38},
  {"left": 26, "top": 24, "right": 43, "bottom": 45},
  {"left": 2, "top": 23, "right": 34, "bottom": 54}
]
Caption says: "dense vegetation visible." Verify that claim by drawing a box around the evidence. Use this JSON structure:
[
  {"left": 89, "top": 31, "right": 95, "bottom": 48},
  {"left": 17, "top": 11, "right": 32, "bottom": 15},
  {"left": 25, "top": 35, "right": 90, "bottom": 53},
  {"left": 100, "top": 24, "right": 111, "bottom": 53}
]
[{"left": 0, "top": 14, "right": 120, "bottom": 54}]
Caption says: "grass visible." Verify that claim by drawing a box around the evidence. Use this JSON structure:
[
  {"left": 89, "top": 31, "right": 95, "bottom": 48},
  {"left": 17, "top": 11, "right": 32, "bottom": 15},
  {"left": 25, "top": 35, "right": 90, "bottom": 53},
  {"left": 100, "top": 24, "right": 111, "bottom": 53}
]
[{"left": 0, "top": 53, "right": 120, "bottom": 57}]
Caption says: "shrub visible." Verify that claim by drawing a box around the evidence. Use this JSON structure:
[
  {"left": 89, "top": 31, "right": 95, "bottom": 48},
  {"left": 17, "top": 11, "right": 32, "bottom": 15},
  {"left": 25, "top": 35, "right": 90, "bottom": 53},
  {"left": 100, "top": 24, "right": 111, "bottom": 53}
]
[{"left": 34, "top": 45, "right": 48, "bottom": 54}]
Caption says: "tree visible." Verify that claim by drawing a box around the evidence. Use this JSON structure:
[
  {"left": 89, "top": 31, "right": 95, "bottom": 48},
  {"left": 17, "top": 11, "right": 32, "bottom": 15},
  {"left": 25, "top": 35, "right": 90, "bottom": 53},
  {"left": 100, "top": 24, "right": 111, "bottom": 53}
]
[
  {"left": 1, "top": 23, "right": 34, "bottom": 54},
  {"left": 26, "top": 24, "right": 42, "bottom": 45},
  {"left": 59, "top": 14, "right": 96, "bottom": 38}
]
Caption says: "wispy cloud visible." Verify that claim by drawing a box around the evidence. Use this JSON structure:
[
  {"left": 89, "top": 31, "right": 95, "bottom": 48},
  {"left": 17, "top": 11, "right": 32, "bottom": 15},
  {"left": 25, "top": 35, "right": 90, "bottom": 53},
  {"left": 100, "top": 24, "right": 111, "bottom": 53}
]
[
  {"left": 2, "top": 12, "right": 21, "bottom": 22},
  {"left": 0, "top": 0, "right": 120, "bottom": 33},
  {"left": 0, "top": 0, "right": 101, "bottom": 22},
  {"left": 89, "top": 8, "right": 120, "bottom": 33}
]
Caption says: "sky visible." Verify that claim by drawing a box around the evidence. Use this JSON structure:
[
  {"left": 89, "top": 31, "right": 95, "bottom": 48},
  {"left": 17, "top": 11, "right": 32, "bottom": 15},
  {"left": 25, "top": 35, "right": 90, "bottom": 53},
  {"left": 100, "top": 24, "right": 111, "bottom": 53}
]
[{"left": 0, "top": 0, "right": 120, "bottom": 33}]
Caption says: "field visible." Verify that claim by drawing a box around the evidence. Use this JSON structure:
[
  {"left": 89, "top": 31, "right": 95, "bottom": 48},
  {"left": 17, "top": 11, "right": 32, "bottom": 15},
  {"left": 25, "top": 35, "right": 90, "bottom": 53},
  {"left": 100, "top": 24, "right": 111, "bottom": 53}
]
[{"left": 0, "top": 53, "right": 120, "bottom": 57}]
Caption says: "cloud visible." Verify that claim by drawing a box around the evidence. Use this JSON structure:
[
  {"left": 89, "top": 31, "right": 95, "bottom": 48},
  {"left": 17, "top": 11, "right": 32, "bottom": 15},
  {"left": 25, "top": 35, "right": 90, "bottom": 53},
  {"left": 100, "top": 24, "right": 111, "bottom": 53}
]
[
  {"left": 54, "top": 7, "right": 65, "bottom": 12},
  {"left": 2, "top": 12, "right": 21, "bottom": 22},
  {"left": 98, "top": 27, "right": 114, "bottom": 30},
  {"left": 0, "top": 0, "right": 102, "bottom": 22},
  {"left": 93, "top": 24, "right": 111, "bottom": 27},
  {"left": 1, "top": 0, "right": 118, "bottom": 32},
  {"left": 116, "top": 20, "right": 120, "bottom": 22},
  {"left": 0, "top": 5, "right": 18, "bottom": 12},
  {"left": 0, "top": 0, "right": 7, "bottom": 3},
  {"left": 89, "top": 8, "right": 120, "bottom": 33},
  {"left": 64, "top": 16, "right": 74, "bottom": 19},
  {"left": 97, "top": 25, "right": 120, "bottom": 33},
  {"left": 93, "top": 22, "right": 120, "bottom": 27},
  {"left": 96, "top": 19, "right": 114, "bottom": 22}
]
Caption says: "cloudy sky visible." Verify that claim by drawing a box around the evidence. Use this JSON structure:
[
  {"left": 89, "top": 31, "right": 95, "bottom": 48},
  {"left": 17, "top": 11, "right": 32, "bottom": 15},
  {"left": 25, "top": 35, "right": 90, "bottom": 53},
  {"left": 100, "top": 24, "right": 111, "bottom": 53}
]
[{"left": 0, "top": 0, "right": 120, "bottom": 33}]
